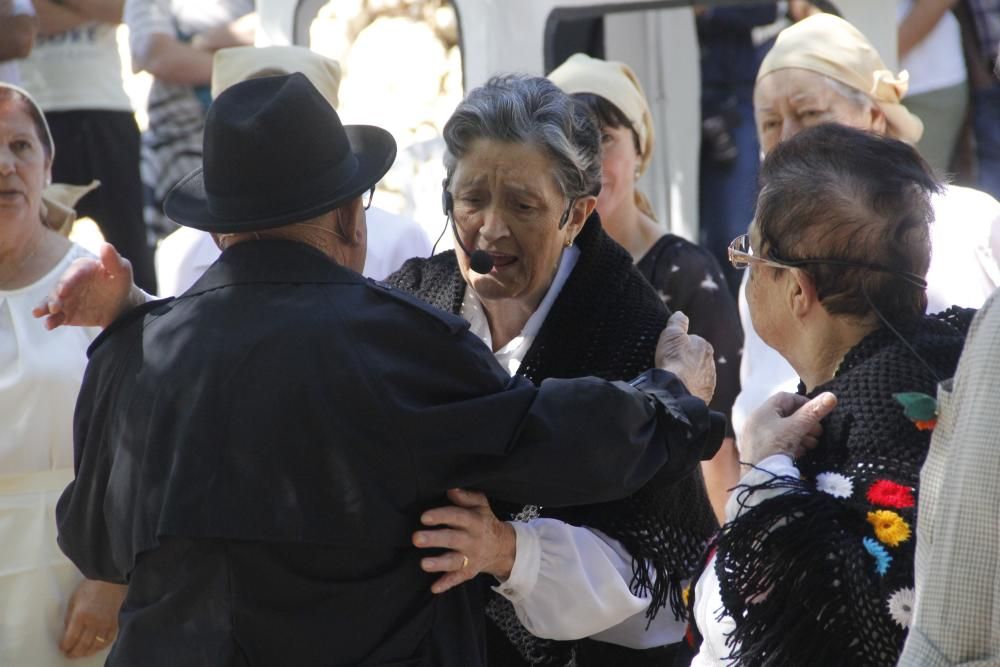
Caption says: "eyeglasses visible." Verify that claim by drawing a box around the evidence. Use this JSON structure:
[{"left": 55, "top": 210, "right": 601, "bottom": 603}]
[
  {"left": 728, "top": 233, "right": 794, "bottom": 270},
  {"left": 727, "top": 233, "right": 928, "bottom": 289},
  {"left": 363, "top": 187, "right": 375, "bottom": 211}
]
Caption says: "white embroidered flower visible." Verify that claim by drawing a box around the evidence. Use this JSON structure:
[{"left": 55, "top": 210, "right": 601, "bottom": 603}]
[
  {"left": 718, "top": 356, "right": 727, "bottom": 365},
  {"left": 670, "top": 264, "right": 680, "bottom": 273},
  {"left": 815, "top": 471, "right": 854, "bottom": 498},
  {"left": 887, "top": 587, "right": 915, "bottom": 628},
  {"left": 700, "top": 273, "right": 720, "bottom": 291},
  {"left": 657, "top": 290, "right": 672, "bottom": 304}
]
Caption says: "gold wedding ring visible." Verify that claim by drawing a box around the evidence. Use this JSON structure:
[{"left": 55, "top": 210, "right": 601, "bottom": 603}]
[
  {"left": 94, "top": 636, "right": 107, "bottom": 644},
  {"left": 461, "top": 555, "right": 470, "bottom": 570}
]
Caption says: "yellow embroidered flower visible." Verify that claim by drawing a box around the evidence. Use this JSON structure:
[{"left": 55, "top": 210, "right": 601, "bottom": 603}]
[
  {"left": 682, "top": 585, "right": 691, "bottom": 608},
  {"left": 867, "top": 510, "right": 912, "bottom": 547}
]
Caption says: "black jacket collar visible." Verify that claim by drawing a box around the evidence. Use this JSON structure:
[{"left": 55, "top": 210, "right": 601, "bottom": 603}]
[{"left": 184, "top": 239, "right": 363, "bottom": 296}]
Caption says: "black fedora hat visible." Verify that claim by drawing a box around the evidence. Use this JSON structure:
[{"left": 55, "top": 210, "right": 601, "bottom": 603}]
[{"left": 163, "top": 72, "right": 396, "bottom": 233}]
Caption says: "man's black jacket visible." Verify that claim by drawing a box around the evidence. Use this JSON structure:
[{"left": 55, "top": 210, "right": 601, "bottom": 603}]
[{"left": 56, "top": 240, "right": 723, "bottom": 666}]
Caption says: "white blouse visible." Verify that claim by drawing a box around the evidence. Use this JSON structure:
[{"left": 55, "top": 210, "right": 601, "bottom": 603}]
[
  {"left": 1, "top": 243, "right": 100, "bottom": 475},
  {"left": 462, "top": 246, "right": 686, "bottom": 648}
]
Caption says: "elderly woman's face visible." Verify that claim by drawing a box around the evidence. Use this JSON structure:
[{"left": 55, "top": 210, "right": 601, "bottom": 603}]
[
  {"left": 744, "top": 221, "right": 791, "bottom": 352},
  {"left": 754, "top": 69, "right": 884, "bottom": 155},
  {"left": 0, "top": 100, "right": 50, "bottom": 225},
  {"left": 450, "top": 138, "right": 583, "bottom": 305}
]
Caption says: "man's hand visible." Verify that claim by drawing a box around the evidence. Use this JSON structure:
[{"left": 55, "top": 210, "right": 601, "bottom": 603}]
[
  {"left": 33, "top": 242, "right": 144, "bottom": 330},
  {"left": 655, "top": 311, "right": 716, "bottom": 404},
  {"left": 738, "top": 392, "right": 838, "bottom": 466},
  {"left": 412, "top": 489, "right": 517, "bottom": 595},
  {"left": 60, "top": 579, "right": 126, "bottom": 658}
]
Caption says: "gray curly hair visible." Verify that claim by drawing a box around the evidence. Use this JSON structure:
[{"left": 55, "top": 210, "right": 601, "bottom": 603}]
[{"left": 442, "top": 73, "right": 602, "bottom": 200}]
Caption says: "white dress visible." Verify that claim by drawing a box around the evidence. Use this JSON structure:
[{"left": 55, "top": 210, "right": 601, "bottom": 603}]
[{"left": 0, "top": 243, "right": 104, "bottom": 665}]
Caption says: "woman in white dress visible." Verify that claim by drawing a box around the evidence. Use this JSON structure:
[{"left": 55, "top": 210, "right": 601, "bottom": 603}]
[{"left": 0, "top": 82, "right": 124, "bottom": 664}]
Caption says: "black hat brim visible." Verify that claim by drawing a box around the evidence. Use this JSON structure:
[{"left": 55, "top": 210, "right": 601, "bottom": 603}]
[{"left": 163, "top": 125, "right": 397, "bottom": 233}]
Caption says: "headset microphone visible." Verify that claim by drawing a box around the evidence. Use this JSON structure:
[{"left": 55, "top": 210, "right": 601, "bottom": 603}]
[{"left": 442, "top": 190, "right": 495, "bottom": 274}]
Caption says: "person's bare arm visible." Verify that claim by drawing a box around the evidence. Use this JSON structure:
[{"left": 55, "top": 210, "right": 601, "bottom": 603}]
[
  {"left": 131, "top": 10, "right": 254, "bottom": 83},
  {"left": 33, "top": 0, "right": 87, "bottom": 37},
  {"left": 62, "top": 0, "right": 124, "bottom": 24},
  {"left": 34, "top": 0, "right": 123, "bottom": 35},
  {"left": 190, "top": 11, "right": 256, "bottom": 52},
  {"left": 0, "top": 6, "right": 36, "bottom": 62},
  {"left": 898, "top": 0, "right": 959, "bottom": 61},
  {"left": 701, "top": 436, "right": 739, "bottom": 524},
  {"left": 130, "top": 31, "right": 213, "bottom": 82}
]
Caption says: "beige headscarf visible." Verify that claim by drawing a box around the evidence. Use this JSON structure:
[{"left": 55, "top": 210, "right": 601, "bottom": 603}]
[
  {"left": 0, "top": 82, "right": 96, "bottom": 235},
  {"left": 757, "top": 13, "right": 924, "bottom": 144},
  {"left": 548, "top": 53, "right": 657, "bottom": 219},
  {"left": 212, "top": 45, "right": 342, "bottom": 109}
]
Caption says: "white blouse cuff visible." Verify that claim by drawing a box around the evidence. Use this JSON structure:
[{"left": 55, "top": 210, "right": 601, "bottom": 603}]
[
  {"left": 493, "top": 521, "right": 541, "bottom": 603},
  {"left": 726, "top": 454, "right": 799, "bottom": 522}
]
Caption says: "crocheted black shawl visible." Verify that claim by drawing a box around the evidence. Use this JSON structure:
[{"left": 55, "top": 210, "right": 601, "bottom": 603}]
[
  {"left": 712, "top": 307, "right": 973, "bottom": 666},
  {"left": 388, "top": 213, "right": 718, "bottom": 666}
]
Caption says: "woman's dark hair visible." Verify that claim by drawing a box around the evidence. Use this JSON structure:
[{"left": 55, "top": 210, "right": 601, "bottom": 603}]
[
  {"left": 572, "top": 92, "right": 641, "bottom": 155},
  {"left": 0, "top": 86, "right": 52, "bottom": 160},
  {"left": 755, "top": 123, "right": 941, "bottom": 323},
  {"left": 810, "top": 1, "right": 843, "bottom": 17}
]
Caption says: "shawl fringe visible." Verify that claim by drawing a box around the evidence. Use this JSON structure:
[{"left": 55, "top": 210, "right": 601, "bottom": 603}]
[{"left": 716, "top": 479, "right": 861, "bottom": 667}]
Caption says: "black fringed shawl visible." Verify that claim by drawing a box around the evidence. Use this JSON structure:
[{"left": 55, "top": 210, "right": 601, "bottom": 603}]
[
  {"left": 712, "top": 307, "right": 973, "bottom": 666},
  {"left": 388, "top": 213, "right": 719, "bottom": 666}
]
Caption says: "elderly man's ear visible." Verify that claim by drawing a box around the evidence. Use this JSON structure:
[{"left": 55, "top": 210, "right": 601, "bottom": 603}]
[{"left": 334, "top": 197, "right": 365, "bottom": 246}]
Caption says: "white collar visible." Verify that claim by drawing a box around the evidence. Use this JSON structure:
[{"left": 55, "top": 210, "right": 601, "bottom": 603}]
[{"left": 461, "top": 246, "right": 580, "bottom": 376}]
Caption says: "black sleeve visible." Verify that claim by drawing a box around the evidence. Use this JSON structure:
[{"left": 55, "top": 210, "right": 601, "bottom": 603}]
[
  {"left": 646, "top": 241, "right": 743, "bottom": 433},
  {"left": 346, "top": 296, "right": 725, "bottom": 507},
  {"left": 56, "top": 321, "right": 145, "bottom": 584}
]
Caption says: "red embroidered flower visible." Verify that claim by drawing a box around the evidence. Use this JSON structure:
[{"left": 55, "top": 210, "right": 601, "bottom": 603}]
[
  {"left": 914, "top": 419, "right": 937, "bottom": 431},
  {"left": 867, "top": 480, "right": 915, "bottom": 509}
]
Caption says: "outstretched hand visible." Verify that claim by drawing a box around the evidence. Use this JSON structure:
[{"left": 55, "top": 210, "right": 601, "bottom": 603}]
[
  {"left": 32, "top": 242, "right": 142, "bottom": 330},
  {"left": 738, "top": 392, "right": 838, "bottom": 466},
  {"left": 412, "top": 489, "right": 517, "bottom": 595},
  {"left": 655, "top": 311, "right": 717, "bottom": 404}
]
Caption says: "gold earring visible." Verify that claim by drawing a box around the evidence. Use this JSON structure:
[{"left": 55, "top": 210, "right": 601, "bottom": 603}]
[{"left": 565, "top": 238, "right": 573, "bottom": 248}]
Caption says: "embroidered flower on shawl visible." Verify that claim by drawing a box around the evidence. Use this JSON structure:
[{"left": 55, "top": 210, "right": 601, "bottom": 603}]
[
  {"left": 887, "top": 587, "right": 915, "bottom": 628},
  {"left": 867, "top": 480, "right": 915, "bottom": 508},
  {"left": 867, "top": 510, "right": 912, "bottom": 547},
  {"left": 863, "top": 537, "right": 893, "bottom": 576},
  {"left": 815, "top": 472, "right": 854, "bottom": 498},
  {"left": 682, "top": 585, "right": 691, "bottom": 608},
  {"left": 894, "top": 392, "right": 938, "bottom": 431}
]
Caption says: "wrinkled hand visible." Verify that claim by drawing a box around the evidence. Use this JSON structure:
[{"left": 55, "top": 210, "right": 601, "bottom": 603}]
[
  {"left": 412, "top": 489, "right": 516, "bottom": 595},
  {"left": 60, "top": 579, "right": 126, "bottom": 658},
  {"left": 32, "top": 242, "right": 141, "bottom": 330},
  {"left": 655, "top": 311, "right": 716, "bottom": 404},
  {"left": 738, "top": 392, "right": 838, "bottom": 466}
]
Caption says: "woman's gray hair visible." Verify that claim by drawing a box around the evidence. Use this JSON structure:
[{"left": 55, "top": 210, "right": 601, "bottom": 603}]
[
  {"left": 821, "top": 74, "right": 873, "bottom": 112},
  {"left": 442, "top": 74, "right": 601, "bottom": 200}
]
